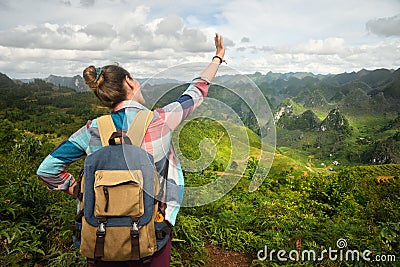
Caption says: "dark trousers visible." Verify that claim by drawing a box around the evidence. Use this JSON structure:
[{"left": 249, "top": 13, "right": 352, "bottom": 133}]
[{"left": 90, "top": 236, "right": 172, "bottom": 267}]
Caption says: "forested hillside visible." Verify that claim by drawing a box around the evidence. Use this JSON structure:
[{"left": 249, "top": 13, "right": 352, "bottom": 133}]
[{"left": 0, "top": 71, "right": 399, "bottom": 266}]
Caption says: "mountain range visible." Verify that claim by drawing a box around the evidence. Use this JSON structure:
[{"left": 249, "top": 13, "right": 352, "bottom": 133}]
[
  {"left": 15, "top": 75, "right": 183, "bottom": 92},
  {"left": 4, "top": 67, "right": 400, "bottom": 166},
  {"left": 14, "top": 67, "right": 399, "bottom": 112}
]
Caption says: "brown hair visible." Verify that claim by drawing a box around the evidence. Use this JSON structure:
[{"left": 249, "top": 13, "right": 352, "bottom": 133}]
[{"left": 83, "top": 65, "right": 131, "bottom": 107}]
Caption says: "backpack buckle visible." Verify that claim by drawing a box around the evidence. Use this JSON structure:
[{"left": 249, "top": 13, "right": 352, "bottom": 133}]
[
  {"left": 96, "top": 218, "right": 107, "bottom": 236},
  {"left": 130, "top": 218, "right": 140, "bottom": 260},
  {"left": 130, "top": 220, "right": 139, "bottom": 236},
  {"left": 94, "top": 218, "right": 107, "bottom": 259},
  {"left": 97, "top": 223, "right": 106, "bottom": 235}
]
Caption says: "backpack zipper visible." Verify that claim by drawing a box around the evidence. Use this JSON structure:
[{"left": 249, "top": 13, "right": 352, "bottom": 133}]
[{"left": 103, "top": 186, "right": 109, "bottom": 212}]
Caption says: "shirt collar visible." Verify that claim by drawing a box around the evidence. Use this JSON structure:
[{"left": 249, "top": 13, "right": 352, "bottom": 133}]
[{"left": 112, "top": 100, "right": 148, "bottom": 112}]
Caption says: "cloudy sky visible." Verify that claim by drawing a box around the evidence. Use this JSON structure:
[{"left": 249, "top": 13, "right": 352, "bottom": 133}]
[{"left": 0, "top": 0, "right": 399, "bottom": 79}]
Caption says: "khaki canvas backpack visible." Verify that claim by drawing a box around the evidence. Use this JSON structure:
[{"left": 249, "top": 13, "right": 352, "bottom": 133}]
[{"left": 71, "top": 110, "right": 172, "bottom": 263}]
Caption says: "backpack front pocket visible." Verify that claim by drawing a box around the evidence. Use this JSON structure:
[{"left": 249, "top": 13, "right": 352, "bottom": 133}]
[{"left": 94, "top": 170, "right": 144, "bottom": 217}]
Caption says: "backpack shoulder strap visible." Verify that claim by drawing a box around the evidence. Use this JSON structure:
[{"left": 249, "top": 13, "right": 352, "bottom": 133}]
[
  {"left": 126, "top": 110, "right": 154, "bottom": 146},
  {"left": 97, "top": 115, "right": 117, "bottom": 147}
]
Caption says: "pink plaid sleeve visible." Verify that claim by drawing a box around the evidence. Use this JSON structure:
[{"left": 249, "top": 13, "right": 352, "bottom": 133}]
[{"left": 156, "top": 78, "right": 209, "bottom": 130}]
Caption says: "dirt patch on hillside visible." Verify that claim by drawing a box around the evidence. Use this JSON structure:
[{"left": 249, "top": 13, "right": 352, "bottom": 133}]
[{"left": 205, "top": 245, "right": 253, "bottom": 267}]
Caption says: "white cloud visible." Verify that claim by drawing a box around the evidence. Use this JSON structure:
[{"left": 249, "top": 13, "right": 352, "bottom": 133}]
[
  {"left": 0, "top": 23, "right": 113, "bottom": 50},
  {"left": 230, "top": 38, "right": 400, "bottom": 74},
  {"left": 80, "top": 0, "right": 95, "bottom": 7},
  {"left": 276, "top": 38, "right": 349, "bottom": 56},
  {"left": 80, "top": 22, "right": 117, "bottom": 38},
  {"left": 241, "top": 37, "right": 250, "bottom": 43},
  {"left": 156, "top": 16, "right": 184, "bottom": 37},
  {"left": 0, "top": 5, "right": 216, "bottom": 54},
  {"left": 366, "top": 14, "right": 400, "bottom": 37},
  {"left": 59, "top": 0, "right": 72, "bottom": 6},
  {"left": 0, "top": 0, "right": 10, "bottom": 9}
]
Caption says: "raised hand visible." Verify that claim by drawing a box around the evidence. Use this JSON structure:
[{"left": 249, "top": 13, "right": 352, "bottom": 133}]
[{"left": 214, "top": 33, "right": 225, "bottom": 59}]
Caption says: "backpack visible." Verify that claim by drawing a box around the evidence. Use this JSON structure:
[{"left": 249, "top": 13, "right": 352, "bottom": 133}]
[{"left": 71, "top": 110, "right": 172, "bottom": 263}]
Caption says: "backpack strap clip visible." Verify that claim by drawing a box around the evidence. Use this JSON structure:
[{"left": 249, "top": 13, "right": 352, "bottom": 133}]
[
  {"left": 130, "top": 218, "right": 140, "bottom": 260},
  {"left": 94, "top": 218, "right": 107, "bottom": 259}
]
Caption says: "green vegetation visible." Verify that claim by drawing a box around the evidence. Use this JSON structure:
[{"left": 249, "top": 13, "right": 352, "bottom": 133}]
[{"left": 0, "top": 71, "right": 399, "bottom": 266}]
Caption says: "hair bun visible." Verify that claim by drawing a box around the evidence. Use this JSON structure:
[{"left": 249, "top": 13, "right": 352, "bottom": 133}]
[{"left": 83, "top": 65, "right": 104, "bottom": 90}]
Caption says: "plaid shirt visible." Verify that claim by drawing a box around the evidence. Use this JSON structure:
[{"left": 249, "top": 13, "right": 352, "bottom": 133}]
[{"left": 37, "top": 78, "right": 209, "bottom": 225}]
